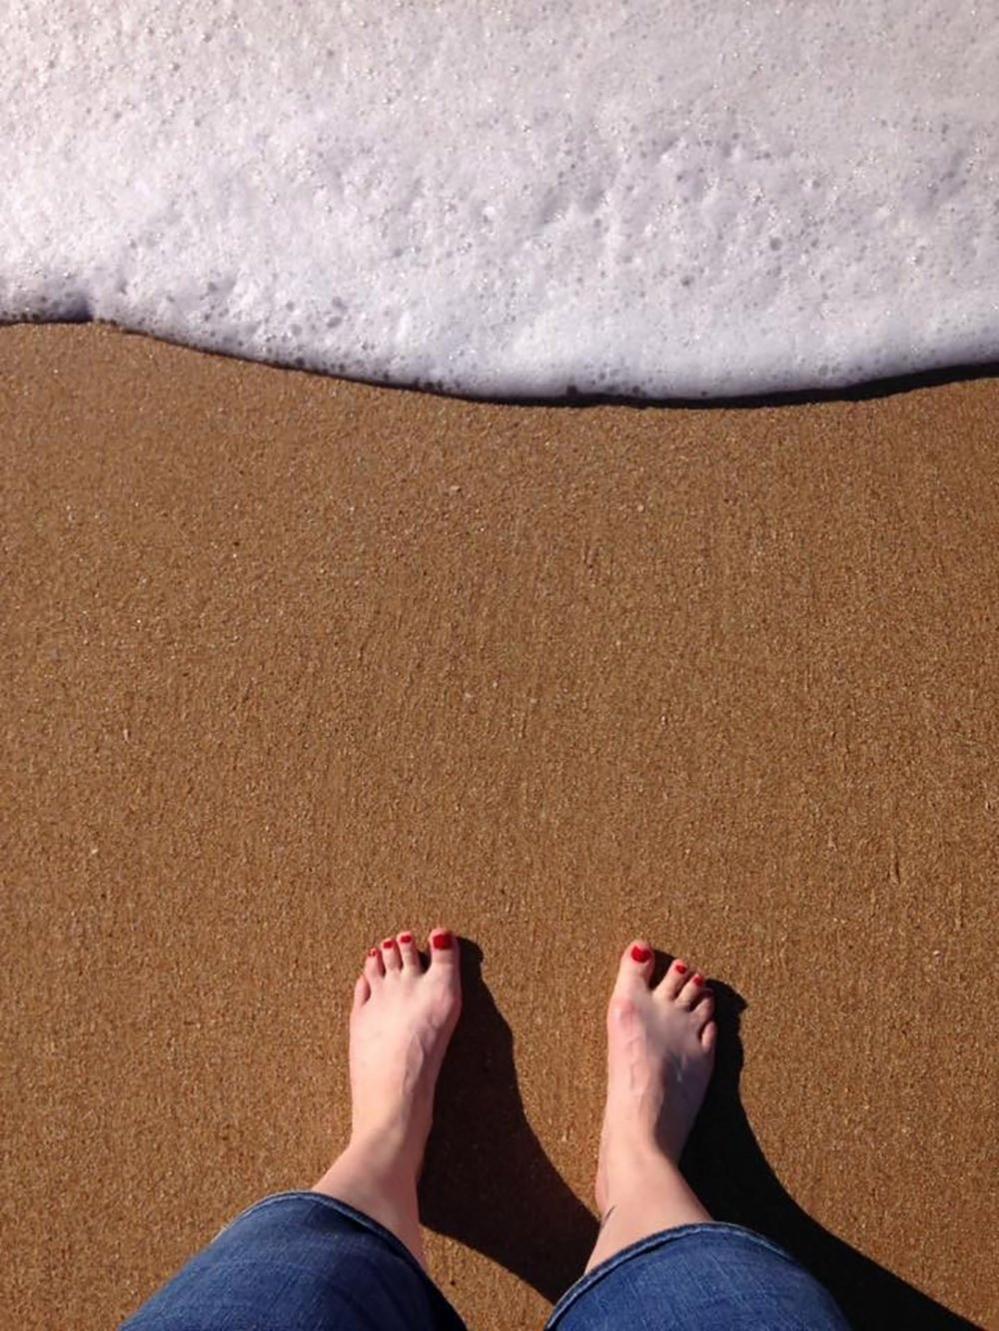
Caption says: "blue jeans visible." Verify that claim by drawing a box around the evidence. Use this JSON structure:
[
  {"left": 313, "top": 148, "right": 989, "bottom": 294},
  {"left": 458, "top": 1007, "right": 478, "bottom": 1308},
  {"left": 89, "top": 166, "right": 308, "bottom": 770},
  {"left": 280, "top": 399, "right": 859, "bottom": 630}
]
[{"left": 120, "top": 1190, "right": 851, "bottom": 1330}]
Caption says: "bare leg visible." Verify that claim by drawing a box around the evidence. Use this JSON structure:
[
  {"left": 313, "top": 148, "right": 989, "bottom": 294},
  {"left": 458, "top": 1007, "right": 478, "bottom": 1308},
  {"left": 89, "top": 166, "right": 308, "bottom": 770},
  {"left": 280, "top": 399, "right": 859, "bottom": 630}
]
[
  {"left": 588, "top": 940, "right": 717, "bottom": 1272},
  {"left": 311, "top": 928, "right": 461, "bottom": 1270}
]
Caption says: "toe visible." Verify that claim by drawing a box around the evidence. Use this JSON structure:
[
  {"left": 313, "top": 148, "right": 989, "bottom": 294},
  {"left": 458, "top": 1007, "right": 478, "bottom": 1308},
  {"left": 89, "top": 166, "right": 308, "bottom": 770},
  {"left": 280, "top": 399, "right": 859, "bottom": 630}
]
[
  {"left": 693, "top": 992, "right": 715, "bottom": 1030},
  {"left": 676, "top": 969, "right": 707, "bottom": 1008},
  {"left": 656, "top": 957, "right": 690, "bottom": 1000},
  {"left": 616, "top": 939, "right": 654, "bottom": 991},
  {"left": 701, "top": 1019, "right": 718, "bottom": 1053},
  {"left": 381, "top": 936, "right": 402, "bottom": 972},
  {"left": 352, "top": 973, "right": 370, "bottom": 1011},
  {"left": 428, "top": 928, "right": 459, "bottom": 978},
  {"left": 397, "top": 931, "right": 421, "bottom": 971},
  {"left": 364, "top": 947, "right": 384, "bottom": 984}
]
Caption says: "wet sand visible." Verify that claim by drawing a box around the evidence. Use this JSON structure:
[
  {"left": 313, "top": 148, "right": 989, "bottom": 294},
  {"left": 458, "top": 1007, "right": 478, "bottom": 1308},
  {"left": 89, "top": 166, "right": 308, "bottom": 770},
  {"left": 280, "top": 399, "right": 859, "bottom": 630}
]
[{"left": 2, "top": 323, "right": 997, "bottom": 1329}]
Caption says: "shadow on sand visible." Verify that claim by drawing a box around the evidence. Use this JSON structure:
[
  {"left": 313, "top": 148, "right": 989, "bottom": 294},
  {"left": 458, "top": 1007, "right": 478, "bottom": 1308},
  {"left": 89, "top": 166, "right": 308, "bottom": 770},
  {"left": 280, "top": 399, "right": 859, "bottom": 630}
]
[
  {"left": 421, "top": 941, "right": 980, "bottom": 1330},
  {"left": 421, "top": 942, "right": 597, "bottom": 1302}
]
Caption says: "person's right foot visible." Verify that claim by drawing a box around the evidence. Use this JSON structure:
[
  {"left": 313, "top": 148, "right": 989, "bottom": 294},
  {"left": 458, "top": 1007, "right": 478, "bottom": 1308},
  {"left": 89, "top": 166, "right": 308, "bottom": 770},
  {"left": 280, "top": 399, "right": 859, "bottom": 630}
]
[{"left": 595, "top": 941, "right": 716, "bottom": 1218}]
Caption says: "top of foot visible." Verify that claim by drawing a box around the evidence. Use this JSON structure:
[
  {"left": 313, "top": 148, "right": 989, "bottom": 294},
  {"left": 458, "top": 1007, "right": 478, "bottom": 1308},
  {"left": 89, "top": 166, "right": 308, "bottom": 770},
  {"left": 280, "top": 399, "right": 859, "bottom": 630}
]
[
  {"left": 596, "top": 940, "right": 716, "bottom": 1215},
  {"left": 348, "top": 928, "right": 462, "bottom": 1179}
]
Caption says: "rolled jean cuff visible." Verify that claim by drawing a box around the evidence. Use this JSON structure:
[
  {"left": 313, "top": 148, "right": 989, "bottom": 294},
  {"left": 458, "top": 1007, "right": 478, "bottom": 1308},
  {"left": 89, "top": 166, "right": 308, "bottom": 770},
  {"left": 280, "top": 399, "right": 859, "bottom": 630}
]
[
  {"left": 122, "top": 1189, "right": 467, "bottom": 1331},
  {"left": 545, "top": 1221, "right": 851, "bottom": 1330},
  {"left": 216, "top": 1188, "right": 421, "bottom": 1264}
]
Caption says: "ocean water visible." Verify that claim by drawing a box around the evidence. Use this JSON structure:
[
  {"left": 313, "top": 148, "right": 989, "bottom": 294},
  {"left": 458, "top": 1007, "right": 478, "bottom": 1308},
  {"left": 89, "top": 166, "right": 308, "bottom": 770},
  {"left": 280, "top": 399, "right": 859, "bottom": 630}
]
[{"left": 2, "top": 0, "right": 998, "bottom": 398}]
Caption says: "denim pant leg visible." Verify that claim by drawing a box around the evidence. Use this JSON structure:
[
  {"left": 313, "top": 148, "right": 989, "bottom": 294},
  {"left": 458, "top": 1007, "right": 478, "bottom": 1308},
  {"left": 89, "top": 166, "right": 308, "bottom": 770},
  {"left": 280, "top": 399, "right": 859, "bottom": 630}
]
[
  {"left": 118, "top": 1190, "right": 467, "bottom": 1331},
  {"left": 546, "top": 1222, "right": 851, "bottom": 1331}
]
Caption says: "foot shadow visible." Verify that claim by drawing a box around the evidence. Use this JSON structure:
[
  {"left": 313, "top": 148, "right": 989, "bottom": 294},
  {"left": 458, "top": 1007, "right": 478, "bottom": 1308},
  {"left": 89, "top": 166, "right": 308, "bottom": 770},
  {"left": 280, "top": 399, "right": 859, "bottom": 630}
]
[
  {"left": 420, "top": 941, "right": 598, "bottom": 1301},
  {"left": 421, "top": 945, "right": 980, "bottom": 1327},
  {"left": 681, "top": 972, "right": 983, "bottom": 1331}
]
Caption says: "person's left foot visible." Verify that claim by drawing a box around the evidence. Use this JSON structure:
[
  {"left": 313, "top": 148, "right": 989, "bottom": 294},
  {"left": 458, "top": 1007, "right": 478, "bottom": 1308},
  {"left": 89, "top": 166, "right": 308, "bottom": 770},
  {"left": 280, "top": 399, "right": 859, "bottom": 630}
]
[
  {"left": 311, "top": 929, "right": 461, "bottom": 1266},
  {"left": 345, "top": 929, "right": 462, "bottom": 1182}
]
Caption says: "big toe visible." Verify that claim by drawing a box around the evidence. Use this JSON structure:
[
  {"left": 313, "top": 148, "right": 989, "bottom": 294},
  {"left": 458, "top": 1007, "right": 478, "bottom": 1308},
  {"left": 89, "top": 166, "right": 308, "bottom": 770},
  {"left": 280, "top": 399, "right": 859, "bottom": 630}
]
[
  {"left": 614, "top": 938, "right": 654, "bottom": 995},
  {"left": 428, "top": 929, "right": 460, "bottom": 984}
]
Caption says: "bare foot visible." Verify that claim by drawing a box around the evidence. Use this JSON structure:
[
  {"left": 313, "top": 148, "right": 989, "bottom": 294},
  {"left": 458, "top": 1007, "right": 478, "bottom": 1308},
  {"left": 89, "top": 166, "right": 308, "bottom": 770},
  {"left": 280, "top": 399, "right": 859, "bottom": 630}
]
[
  {"left": 589, "top": 940, "right": 716, "bottom": 1269},
  {"left": 311, "top": 929, "right": 461, "bottom": 1265}
]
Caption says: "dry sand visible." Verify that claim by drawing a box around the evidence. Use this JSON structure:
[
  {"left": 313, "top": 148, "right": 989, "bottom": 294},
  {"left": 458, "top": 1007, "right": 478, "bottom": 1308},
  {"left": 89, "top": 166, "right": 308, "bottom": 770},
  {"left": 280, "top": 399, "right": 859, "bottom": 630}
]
[{"left": 2, "top": 323, "right": 997, "bottom": 1330}]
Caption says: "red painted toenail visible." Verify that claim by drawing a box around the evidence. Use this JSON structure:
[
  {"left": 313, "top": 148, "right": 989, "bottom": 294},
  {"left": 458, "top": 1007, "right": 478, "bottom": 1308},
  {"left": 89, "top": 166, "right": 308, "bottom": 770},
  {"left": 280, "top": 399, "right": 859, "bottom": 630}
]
[
  {"left": 431, "top": 931, "right": 453, "bottom": 949},
  {"left": 693, "top": 973, "right": 704, "bottom": 985},
  {"left": 368, "top": 948, "right": 378, "bottom": 957},
  {"left": 382, "top": 939, "right": 394, "bottom": 949},
  {"left": 631, "top": 945, "right": 652, "bottom": 963},
  {"left": 399, "top": 933, "right": 413, "bottom": 944},
  {"left": 675, "top": 961, "right": 688, "bottom": 974}
]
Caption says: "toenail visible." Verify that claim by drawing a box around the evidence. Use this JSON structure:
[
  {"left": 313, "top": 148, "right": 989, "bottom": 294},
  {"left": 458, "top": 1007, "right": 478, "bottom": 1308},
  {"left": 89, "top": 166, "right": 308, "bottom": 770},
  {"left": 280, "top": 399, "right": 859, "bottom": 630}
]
[
  {"left": 431, "top": 931, "right": 453, "bottom": 949},
  {"left": 693, "top": 973, "right": 704, "bottom": 985},
  {"left": 368, "top": 948, "right": 378, "bottom": 957},
  {"left": 399, "top": 933, "right": 413, "bottom": 944},
  {"left": 631, "top": 945, "right": 652, "bottom": 963},
  {"left": 675, "top": 961, "right": 687, "bottom": 974},
  {"left": 382, "top": 939, "right": 395, "bottom": 949}
]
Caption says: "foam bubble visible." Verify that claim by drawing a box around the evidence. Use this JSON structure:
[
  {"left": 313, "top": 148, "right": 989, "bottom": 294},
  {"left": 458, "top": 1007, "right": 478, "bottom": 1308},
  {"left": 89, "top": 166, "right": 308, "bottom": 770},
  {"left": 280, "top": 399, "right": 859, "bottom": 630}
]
[{"left": 2, "top": 1, "right": 998, "bottom": 397}]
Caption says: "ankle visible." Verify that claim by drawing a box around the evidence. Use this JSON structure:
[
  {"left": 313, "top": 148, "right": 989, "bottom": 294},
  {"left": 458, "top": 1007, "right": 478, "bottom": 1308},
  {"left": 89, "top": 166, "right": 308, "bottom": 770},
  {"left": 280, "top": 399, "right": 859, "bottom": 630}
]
[
  {"left": 602, "top": 1106, "right": 671, "bottom": 1160},
  {"left": 601, "top": 1135, "right": 677, "bottom": 1203},
  {"left": 312, "top": 1147, "right": 425, "bottom": 1268},
  {"left": 313, "top": 1135, "right": 421, "bottom": 1217},
  {"left": 345, "top": 1122, "right": 424, "bottom": 1182}
]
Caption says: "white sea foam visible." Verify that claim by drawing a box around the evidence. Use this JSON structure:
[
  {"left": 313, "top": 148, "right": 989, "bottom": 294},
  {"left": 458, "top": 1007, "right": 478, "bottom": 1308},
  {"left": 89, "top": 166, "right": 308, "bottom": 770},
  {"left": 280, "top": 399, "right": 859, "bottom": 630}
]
[{"left": 3, "top": 1, "right": 998, "bottom": 397}]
